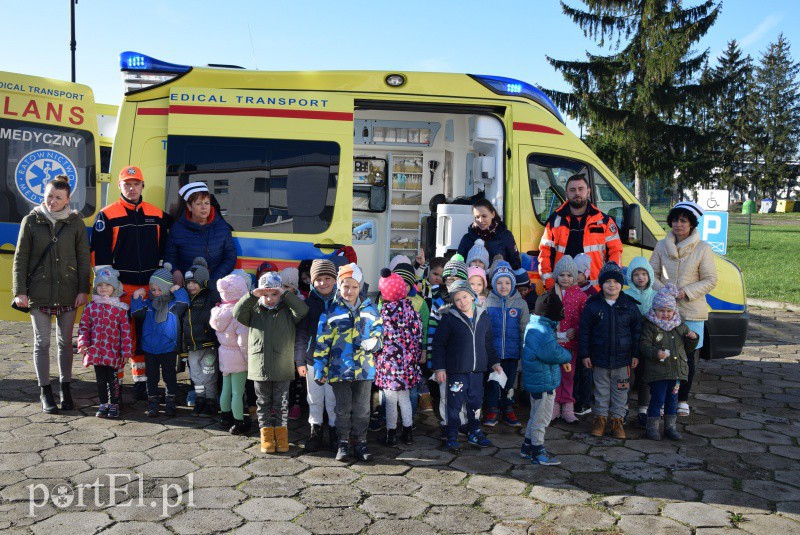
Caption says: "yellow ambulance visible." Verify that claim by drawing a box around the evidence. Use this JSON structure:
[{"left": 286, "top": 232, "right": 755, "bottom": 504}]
[
  {"left": 109, "top": 52, "right": 747, "bottom": 359},
  {"left": 0, "top": 71, "right": 100, "bottom": 320}
]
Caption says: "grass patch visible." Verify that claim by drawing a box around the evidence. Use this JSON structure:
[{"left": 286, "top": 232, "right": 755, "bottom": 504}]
[{"left": 726, "top": 224, "right": 800, "bottom": 304}]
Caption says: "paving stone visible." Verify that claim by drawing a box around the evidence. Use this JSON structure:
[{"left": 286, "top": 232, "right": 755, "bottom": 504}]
[
  {"left": 165, "top": 508, "right": 243, "bottom": 534},
  {"left": 618, "top": 514, "right": 692, "bottom": 534},
  {"left": 154, "top": 429, "right": 210, "bottom": 444},
  {"left": 739, "top": 429, "right": 794, "bottom": 445},
  {"left": 367, "top": 519, "right": 436, "bottom": 535},
  {"left": 776, "top": 502, "right": 800, "bottom": 523},
  {"left": 0, "top": 436, "right": 57, "bottom": 453},
  {"left": 745, "top": 453, "right": 798, "bottom": 472},
  {"left": 105, "top": 501, "right": 184, "bottom": 523},
  {"left": 742, "top": 480, "right": 800, "bottom": 501},
  {"left": 241, "top": 476, "right": 305, "bottom": 497},
  {"left": 29, "top": 511, "right": 113, "bottom": 534},
  {"left": 148, "top": 443, "right": 205, "bottom": 460},
  {"left": 102, "top": 437, "right": 159, "bottom": 452},
  {"left": 695, "top": 394, "right": 737, "bottom": 403},
  {"left": 297, "top": 453, "right": 350, "bottom": 467},
  {"left": 394, "top": 448, "right": 455, "bottom": 466},
  {"left": 636, "top": 482, "right": 699, "bottom": 501},
  {"left": 541, "top": 505, "right": 616, "bottom": 530},
  {"left": 449, "top": 454, "right": 512, "bottom": 475},
  {"left": 355, "top": 475, "right": 420, "bottom": 495},
  {"left": 715, "top": 418, "right": 764, "bottom": 430},
  {"left": 24, "top": 460, "right": 91, "bottom": 478},
  {"left": 646, "top": 452, "right": 704, "bottom": 470},
  {"left": 296, "top": 507, "right": 371, "bottom": 534},
  {"left": 530, "top": 485, "right": 591, "bottom": 506},
  {"left": 191, "top": 466, "right": 249, "bottom": 487},
  {"left": 298, "top": 466, "right": 359, "bottom": 485},
  {"left": 610, "top": 461, "right": 669, "bottom": 482},
  {"left": 414, "top": 485, "right": 480, "bottom": 506},
  {"left": 136, "top": 460, "right": 197, "bottom": 478},
  {"left": 199, "top": 434, "right": 255, "bottom": 450},
  {"left": 360, "top": 495, "right": 428, "bottom": 518},
  {"left": 571, "top": 472, "right": 633, "bottom": 495},
  {"left": 600, "top": 495, "right": 660, "bottom": 515},
  {"left": 466, "top": 474, "right": 527, "bottom": 496},
  {"left": 100, "top": 521, "right": 173, "bottom": 534},
  {"left": 702, "top": 490, "right": 773, "bottom": 515},
  {"left": 406, "top": 467, "right": 467, "bottom": 485},
  {"left": 12, "top": 422, "right": 71, "bottom": 437},
  {"left": 663, "top": 502, "right": 734, "bottom": 527},
  {"left": 56, "top": 428, "right": 116, "bottom": 445},
  {"left": 554, "top": 454, "right": 606, "bottom": 473},
  {"left": 300, "top": 485, "right": 362, "bottom": 508},
  {"left": 0, "top": 470, "right": 26, "bottom": 487},
  {"left": 671, "top": 470, "right": 733, "bottom": 490},
  {"left": 491, "top": 520, "right": 534, "bottom": 535},
  {"left": 182, "top": 487, "right": 245, "bottom": 510},
  {"left": 738, "top": 513, "right": 800, "bottom": 534},
  {"left": 483, "top": 495, "right": 546, "bottom": 520},
  {"left": 625, "top": 440, "right": 679, "bottom": 454},
  {"left": 509, "top": 465, "right": 570, "bottom": 486},
  {"left": 711, "top": 438, "right": 768, "bottom": 453},
  {"left": 0, "top": 452, "right": 41, "bottom": 470},
  {"left": 88, "top": 452, "right": 151, "bottom": 469},
  {"left": 423, "top": 505, "right": 493, "bottom": 533},
  {"left": 114, "top": 422, "right": 167, "bottom": 437},
  {"left": 545, "top": 438, "right": 590, "bottom": 455},
  {"left": 246, "top": 458, "right": 307, "bottom": 476},
  {"left": 686, "top": 424, "right": 738, "bottom": 438},
  {"left": 350, "top": 460, "right": 410, "bottom": 475},
  {"left": 229, "top": 522, "right": 311, "bottom": 535},
  {"left": 234, "top": 497, "right": 306, "bottom": 521},
  {"left": 589, "top": 446, "right": 645, "bottom": 462}
]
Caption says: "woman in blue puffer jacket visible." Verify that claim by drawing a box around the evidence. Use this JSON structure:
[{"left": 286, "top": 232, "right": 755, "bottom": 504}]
[{"left": 164, "top": 183, "right": 237, "bottom": 287}]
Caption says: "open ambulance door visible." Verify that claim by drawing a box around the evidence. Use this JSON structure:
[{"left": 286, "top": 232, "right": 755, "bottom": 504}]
[{"left": 164, "top": 88, "right": 355, "bottom": 271}]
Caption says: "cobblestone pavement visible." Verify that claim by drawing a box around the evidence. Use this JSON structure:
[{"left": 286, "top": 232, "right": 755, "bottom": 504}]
[{"left": 1, "top": 307, "right": 800, "bottom": 534}]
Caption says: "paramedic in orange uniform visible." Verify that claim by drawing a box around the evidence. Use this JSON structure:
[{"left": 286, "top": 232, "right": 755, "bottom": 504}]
[
  {"left": 90, "top": 166, "right": 172, "bottom": 400},
  {"left": 538, "top": 173, "right": 622, "bottom": 290}
]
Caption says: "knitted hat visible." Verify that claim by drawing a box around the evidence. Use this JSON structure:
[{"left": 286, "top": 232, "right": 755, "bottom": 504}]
[
  {"left": 491, "top": 260, "right": 515, "bottom": 289},
  {"left": 553, "top": 255, "right": 578, "bottom": 284},
  {"left": 534, "top": 289, "right": 565, "bottom": 322},
  {"left": 652, "top": 283, "right": 679, "bottom": 311},
  {"left": 230, "top": 268, "right": 254, "bottom": 291},
  {"left": 330, "top": 255, "right": 350, "bottom": 271},
  {"left": 672, "top": 201, "right": 703, "bottom": 221},
  {"left": 150, "top": 263, "right": 174, "bottom": 294},
  {"left": 336, "top": 246, "right": 358, "bottom": 264},
  {"left": 448, "top": 279, "right": 477, "bottom": 300},
  {"left": 178, "top": 182, "right": 209, "bottom": 202},
  {"left": 514, "top": 268, "right": 531, "bottom": 288},
  {"left": 466, "top": 239, "right": 490, "bottom": 268},
  {"left": 598, "top": 261, "right": 624, "bottom": 286},
  {"left": 574, "top": 253, "right": 592, "bottom": 277},
  {"left": 310, "top": 259, "right": 337, "bottom": 283},
  {"left": 279, "top": 267, "right": 299, "bottom": 290},
  {"left": 389, "top": 254, "right": 412, "bottom": 271},
  {"left": 467, "top": 266, "right": 487, "bottom": 287},
  {"left": 392, "top": 261, "right": 417, "bottom": 289},
  {"left": 184, "top": 257, "right": 210, "bottom": 288},
  {"left": 379, "top": 268, "right": 408, "bottom": 302},
  {"left": 93, "top": 265, "right": 123, "bottom": 297},
  {"left": 488, "top": 254, "right": 505, "bottom": 275},
  {"left": 258, "top": 271, "right": 282, "bottom": 290},
  {"left": 337, "top": 263, "right": 364, "bottom": 286},
  {"left": 256, "top": 261, "right": 279, "bottom": 280},
  {"left": 442, "top": 254, "right": 468, "bottom": 281}
]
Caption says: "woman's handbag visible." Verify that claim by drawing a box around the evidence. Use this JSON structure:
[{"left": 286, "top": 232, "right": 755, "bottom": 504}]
[{"left": 10, "top": 223, "right": 67, "bottom": 314}]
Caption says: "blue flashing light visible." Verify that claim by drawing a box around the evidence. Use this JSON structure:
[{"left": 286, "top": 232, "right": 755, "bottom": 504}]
[
  {"left": 120, "top": 51, "right": 191, "bottom": 74},
  {"left": 469, "top": 74, "right": 565, "bottom": 124}
]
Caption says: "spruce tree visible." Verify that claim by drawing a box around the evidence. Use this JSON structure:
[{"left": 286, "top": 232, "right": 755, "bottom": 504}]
[
  {"left": 749, "top": 34, "right": 800, "bottom": 197},
  {"left": 545, "top": 0, "right": 720, "bottom": 203}
]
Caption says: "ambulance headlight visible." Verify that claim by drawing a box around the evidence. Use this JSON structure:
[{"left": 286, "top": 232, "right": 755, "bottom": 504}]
[{"left": 385, "top": 74, "right": 406, "bottom": 87}]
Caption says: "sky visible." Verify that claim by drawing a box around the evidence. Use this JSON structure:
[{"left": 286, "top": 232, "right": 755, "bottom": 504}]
[{"left": 1, "top": 0, "right": 798, "bottom": 136}]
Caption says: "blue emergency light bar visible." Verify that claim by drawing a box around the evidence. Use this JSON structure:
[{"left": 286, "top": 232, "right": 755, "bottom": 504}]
[
  {"left": 120, "top": 51, "right": 191, "bottom": 74},
  {"left": 469, "top": 74, "right": 565, "bottom": 124}
]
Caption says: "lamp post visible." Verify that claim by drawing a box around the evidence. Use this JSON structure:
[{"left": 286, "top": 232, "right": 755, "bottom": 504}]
[{"left": 70, "top": 0, "right": 77, "bottom": 82}]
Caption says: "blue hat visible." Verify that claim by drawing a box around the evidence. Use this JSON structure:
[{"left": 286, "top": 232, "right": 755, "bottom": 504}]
[
  {"left": 491, "top": 260, "right": 515, "bottom": 288},
  {"left": 598, "top": 261, "right": 624, "bottom": 286}
]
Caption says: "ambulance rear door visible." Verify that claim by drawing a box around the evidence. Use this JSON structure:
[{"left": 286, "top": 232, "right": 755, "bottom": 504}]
[{"left": 165, "top": 87, "right": 354, "bottom": 270}]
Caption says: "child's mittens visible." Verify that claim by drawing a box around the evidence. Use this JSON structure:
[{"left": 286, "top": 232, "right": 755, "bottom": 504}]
[
  {"left": 562, "top": 363, "right": 572, "bottom": 373},
  {"left": 360, "top": 338, "right": 378, "bottom": 352}
]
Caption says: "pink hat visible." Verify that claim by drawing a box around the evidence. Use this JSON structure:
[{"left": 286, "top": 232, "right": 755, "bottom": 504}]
[
  {"left": 378, "top": 268, "right": 408, "bottom": 302},
  {"left": 467, "top": 266, "right": 487, "bottom": 287}
]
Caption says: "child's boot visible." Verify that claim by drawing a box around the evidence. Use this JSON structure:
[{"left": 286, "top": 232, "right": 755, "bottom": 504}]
[
  {"left": 520, "top": 438, "right": 533, "bottom": 459},
  {"left": 229, "top": 419, "right": 248, "bottom": 435},
  {"left": 551, "top": 402, "right": 562, "bottom": 422},
  {"left": 146, "top": 396, "right": 159, "bottom": 417},
  {"left": 664, "top": 415, "right": 682, "bottom": 440},
  {"left": 59, "top": 382, "right": 74, "bottom": 411},
  {"left": 40, "top": 385, "right": 59, "bottom": 414},
  {"left": 260, "top": 427, "right": 276, "bottom": 453},
  {"left": 164, "top": 395, "right": 177, "bottom": 417},
  {"left": 484, "top": 407, "right": 499, "bottom": 427},
  {"left": 96, "top": 403, "right": 109, "bottom": 418},
  {"left": 502, "top": 407, "right": 521, "bottom": 427},
  {"left": 609, "top": 417, "right": 626, "bottom": 439},
  {"left": 218, "top": 411, "right": 234, "bottom": 429},
  {"left": 305, "top": 424, "right": 323, "bottom": 452},
  {"left": 400, "top": 425, "right": 413, "bottom": 445},
  {"left": 335, "top": 440, "right": 350, "bottom": 462},
  {"left": 589, "top": 415, "right": 607, "bottom": 437},
  {"left": 354, "top": 441, "right": 372, "bottom": 462},
  {"left": 646, "top": 417, "right": 662, "bottom": 440},
  {"left": 275, "top": 426, "right": 290, "bottom": 452},
  {"left": 107, "top": 404, "right": 120, "bottom": 419},
  {"left": 561, "top": 403, "right": 579, "bottom": 424},
  {"left": 385, "top": 428, "right": 397, "bottom": 447}
]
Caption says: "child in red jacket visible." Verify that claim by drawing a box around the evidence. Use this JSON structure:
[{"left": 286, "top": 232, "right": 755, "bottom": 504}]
[{"left": 77, "top": 267, "right": 134, "bottom": 419}]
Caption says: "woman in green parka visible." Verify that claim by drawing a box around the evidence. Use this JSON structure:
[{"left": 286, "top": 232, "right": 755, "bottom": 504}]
[
  {"left": 12, "top": 176, "right": 90, "bottom": 414},
  {"left": 639, "top": 284, "right": 699, "bottom": 441}
]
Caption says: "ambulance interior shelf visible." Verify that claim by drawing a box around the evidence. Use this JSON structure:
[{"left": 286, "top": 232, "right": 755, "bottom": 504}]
[{"left": 352, "top": 157, "right": 387, "bottom": 213}]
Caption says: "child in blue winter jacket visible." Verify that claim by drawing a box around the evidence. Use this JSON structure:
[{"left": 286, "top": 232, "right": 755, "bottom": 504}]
[
  {"left": 131, "top": 263, "right": 189, "bottom": 417},
  {"left": 521, "top": 290, "right": 573, "bottom": 465},
  {"left": 484, "top": 261, "right": 530, "bottom": 428},
  {"left": 623, "top": 256, "right": 657, "bottom": 427}
]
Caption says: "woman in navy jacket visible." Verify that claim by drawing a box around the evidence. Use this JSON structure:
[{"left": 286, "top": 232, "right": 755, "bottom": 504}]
[
  {"left": 165, "top": 182, "right": 237, "bottom": 287},
  {"left": 456, "top": 199, "right": 521, "bottom": 270}
]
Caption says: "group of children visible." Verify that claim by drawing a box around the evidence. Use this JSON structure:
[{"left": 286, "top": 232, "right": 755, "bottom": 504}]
[{"left": 74, "top": 235, "right": 699, "bottom": 465}]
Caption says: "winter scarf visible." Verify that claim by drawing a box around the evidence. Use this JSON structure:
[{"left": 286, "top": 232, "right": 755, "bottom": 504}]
[{"left": 470, "top": 219, "right": 499, "bottom": 241}]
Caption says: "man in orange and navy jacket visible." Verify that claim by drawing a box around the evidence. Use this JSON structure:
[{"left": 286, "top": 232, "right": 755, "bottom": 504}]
[
  {"left": 538, "top": 174, "right": 622, "bottom": 290},
  {"left": 90, "top": 166, "right": 172, "bottom": 399}
]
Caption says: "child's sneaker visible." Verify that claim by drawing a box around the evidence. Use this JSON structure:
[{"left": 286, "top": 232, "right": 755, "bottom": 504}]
[
  {"left": 531, "top": 447, "right": 561, "bottom": 466},
  {"left": 288, "top": 405, "right": 301, "bottom": 420},
  {"left": 467, "top": 430, "right": 493, "bottom": 448},
  {"left": 574, "top": 402, "right": 591, "bottom": 416},
  {"left": 368, "top": 414, "right": 385, "bottom": 432},
  {"left": 444, "top": 437, "right": 461, "bottom": 453},
  {"left": 107, "top": 404, "right": 120, "bottom": 419},
  {"left": 484, "top": 409, "right": 499, "bottom": 427},
  {"left": 186, "top": 389, "right": 196, "bottom": 407},
  {"left": 520, "top": 439, "right": 532, "bottom": 459},
  {"left": 95, "top": 404, "right": 109, "bottom": 418},
  {"left": 354, "top": 441, "right": 372, "bottom": 462},
  {"left": 502, "top": 408, "right": 521, "bottom": 427},
  {"left": 636, "top": 410, "right": 648, "bottom": 428},
  {"left": 335, "top": 441, "right": 350, "bottom": 462}
]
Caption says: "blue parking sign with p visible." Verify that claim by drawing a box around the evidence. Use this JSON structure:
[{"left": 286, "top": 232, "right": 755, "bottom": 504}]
[{"left": 699, "top": 211, "right": 728, "bottom": 254}]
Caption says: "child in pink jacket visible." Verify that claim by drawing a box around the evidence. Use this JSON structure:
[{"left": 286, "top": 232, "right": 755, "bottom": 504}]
[
  {"left": 77, "top": 267, "right": 133, "bottom": 419},
  {"left": 210, "top": 273, "right": 251, "bottom": 435}
]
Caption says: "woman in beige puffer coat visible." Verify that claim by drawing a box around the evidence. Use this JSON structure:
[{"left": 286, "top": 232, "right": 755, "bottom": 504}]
[{"left": 649, "top": 201, "right": 717, "bottom": 416}]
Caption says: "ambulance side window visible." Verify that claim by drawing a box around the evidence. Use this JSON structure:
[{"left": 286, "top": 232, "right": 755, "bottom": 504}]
[
  {"left": 591, "top": 169, "right": 624, "bottom": 229},
  {"left": 165, "top": 135, "right": 339, "bottom": 235},
  {"left": 526, "top": 154, "right": 590, "bottom": 225}
]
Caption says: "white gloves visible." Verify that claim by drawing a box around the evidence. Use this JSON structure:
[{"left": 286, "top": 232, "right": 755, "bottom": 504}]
[{"left": 360, "top": 338, "right": 378, "bottom": 352}]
